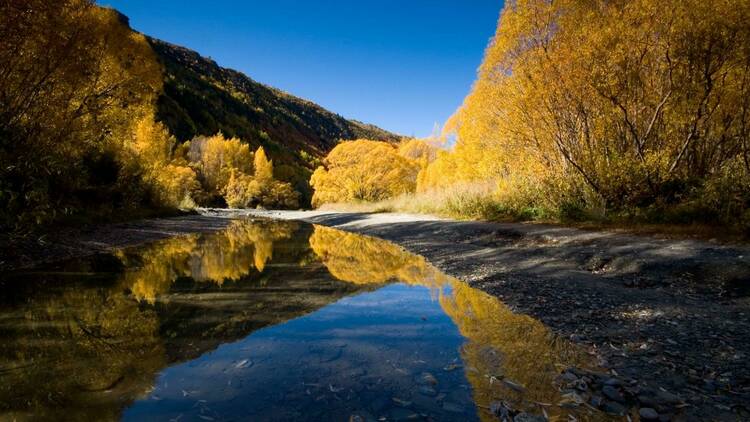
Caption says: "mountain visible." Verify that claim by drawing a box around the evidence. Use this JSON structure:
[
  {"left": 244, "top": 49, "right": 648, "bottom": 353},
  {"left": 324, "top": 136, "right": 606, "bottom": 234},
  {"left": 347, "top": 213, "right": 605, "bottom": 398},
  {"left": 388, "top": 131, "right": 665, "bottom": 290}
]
[{"left": 149, "top": 38, "right": 401, "bottom": 162}]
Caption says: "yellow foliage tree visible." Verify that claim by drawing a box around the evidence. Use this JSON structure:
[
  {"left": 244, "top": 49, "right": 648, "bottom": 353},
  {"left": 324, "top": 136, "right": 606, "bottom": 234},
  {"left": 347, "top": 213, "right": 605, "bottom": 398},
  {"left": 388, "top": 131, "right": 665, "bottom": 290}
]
[
  {"left": 254, "top": 146, "right": 274, "bottom": 181},
  {"left": 221, "top": 147, "right": 299, "bottom": 209},
  {"left": 397, "top": 138, "right": 439, "bottom": 163},
  {"left": 310, "top": 140, "right": 421, "bottom": 206},
  {"left": 0, "top": 1, "right": 162, "bottom": 229},
  {"left": 421, "top": 0, "right": 750, "bottom": 224},
  {"left": 124, "top": 116, "right": 201, "bottom": 208},
  {"left": 187, "top": 133, "right": 253, "bottom": 197}
]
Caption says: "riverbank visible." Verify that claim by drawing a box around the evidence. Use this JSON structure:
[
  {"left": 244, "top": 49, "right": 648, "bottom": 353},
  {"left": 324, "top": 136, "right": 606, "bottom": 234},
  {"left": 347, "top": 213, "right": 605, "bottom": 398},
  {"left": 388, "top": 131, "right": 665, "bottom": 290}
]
[{"left": 239, "top": 209, "right": 750, "bottom": 421}]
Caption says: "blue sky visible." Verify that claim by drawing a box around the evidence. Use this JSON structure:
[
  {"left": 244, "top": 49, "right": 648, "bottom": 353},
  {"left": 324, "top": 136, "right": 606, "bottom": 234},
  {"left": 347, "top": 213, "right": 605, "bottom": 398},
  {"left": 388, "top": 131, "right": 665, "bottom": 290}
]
[{"left": 99, "top": 1, "right": 503, "bottom": 137}]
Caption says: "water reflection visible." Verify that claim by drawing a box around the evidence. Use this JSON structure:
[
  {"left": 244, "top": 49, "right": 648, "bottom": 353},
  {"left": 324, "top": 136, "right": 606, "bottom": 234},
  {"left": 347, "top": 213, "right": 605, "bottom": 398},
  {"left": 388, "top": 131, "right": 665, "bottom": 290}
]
[
  {"left": 310, "top": 226, "right": 599, "bottom": 421},
  {"left": 119, "top": 220, "right": 296, "bottom": 303},
  {"left": 0, "top": 219, "right": 612, "bottom": 421}
]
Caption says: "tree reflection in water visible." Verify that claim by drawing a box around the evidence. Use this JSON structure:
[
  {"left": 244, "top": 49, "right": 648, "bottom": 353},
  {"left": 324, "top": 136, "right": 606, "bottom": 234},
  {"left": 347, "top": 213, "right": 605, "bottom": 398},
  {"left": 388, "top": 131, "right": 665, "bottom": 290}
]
[
  {"left": 0, "top": 220, "right": 607, "bottom": 421},
  {"left": 119, "top": 219, "right": 297, "bottom": 303},
  {"left": 310, "top": 225, "right": 601, "bottom": 421}
]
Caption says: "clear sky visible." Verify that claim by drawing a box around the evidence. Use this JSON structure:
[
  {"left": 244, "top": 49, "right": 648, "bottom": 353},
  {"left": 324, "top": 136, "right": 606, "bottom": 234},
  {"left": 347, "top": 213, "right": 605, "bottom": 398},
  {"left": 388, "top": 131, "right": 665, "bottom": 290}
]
[{"left": 98, "top": 1, "right": 503, "bottom": 137}]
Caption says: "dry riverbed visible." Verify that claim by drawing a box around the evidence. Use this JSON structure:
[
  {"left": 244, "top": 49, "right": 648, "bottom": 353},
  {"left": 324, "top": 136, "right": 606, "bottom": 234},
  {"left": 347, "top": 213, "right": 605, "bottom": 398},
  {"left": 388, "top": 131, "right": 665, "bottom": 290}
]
[{"left": 2, "top": 209, "right": 749, "bottom": 420}]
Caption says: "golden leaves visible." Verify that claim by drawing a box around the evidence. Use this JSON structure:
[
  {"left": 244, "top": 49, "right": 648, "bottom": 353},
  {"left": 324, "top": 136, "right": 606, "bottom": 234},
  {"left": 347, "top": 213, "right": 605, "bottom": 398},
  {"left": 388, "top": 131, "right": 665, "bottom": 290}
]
[{"left": 310, "top": 139, "right": 421, "bottom": 206}]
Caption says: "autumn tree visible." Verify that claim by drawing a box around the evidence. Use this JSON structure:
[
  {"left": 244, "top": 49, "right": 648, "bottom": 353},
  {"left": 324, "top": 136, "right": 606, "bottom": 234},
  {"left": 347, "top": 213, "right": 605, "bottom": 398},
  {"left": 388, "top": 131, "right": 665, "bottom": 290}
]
[
  {"left": 421, "top": 0, "right": 750, "bottom": 227},
  {"left": 223, "top": 146, "right": 299, "bottom": 209},
  {"left": 254, "top": 146, "right": 274, "bottom": 181},
  {"left": 0, "top": 1, "right": 162, "bottom": 230},
  {"left": 185, "top": 133, "right": 253, "bottom": 199},
  {"left": 310, "top": 140, "right": 421, "bottom": 206}
]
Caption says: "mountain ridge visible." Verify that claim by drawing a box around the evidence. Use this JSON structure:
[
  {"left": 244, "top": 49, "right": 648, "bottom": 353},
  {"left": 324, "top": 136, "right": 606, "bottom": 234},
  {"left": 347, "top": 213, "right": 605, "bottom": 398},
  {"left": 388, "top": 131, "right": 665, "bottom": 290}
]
[{"left": 149, "top": 37, "right": 402, "bottom": 163}]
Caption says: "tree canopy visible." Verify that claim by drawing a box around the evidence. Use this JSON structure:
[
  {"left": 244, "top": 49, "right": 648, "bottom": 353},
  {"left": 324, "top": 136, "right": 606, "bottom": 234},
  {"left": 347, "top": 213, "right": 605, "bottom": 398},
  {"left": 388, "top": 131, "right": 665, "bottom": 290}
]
[{"left": 310, "top": 139, "right": 430, "bottom": 206}]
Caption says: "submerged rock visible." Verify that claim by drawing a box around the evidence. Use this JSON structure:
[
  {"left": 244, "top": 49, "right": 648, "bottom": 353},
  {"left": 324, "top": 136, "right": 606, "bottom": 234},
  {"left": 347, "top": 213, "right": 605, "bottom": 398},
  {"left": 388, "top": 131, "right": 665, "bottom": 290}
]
[{"left": 639, "top": 407, "right": 659, "bottom": 420}]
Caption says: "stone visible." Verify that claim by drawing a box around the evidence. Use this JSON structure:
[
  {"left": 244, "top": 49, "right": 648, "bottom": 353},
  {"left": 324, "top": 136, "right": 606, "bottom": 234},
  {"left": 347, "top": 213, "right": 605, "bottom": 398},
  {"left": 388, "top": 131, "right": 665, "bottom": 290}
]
[
  {"left": 602, "top": 401, "right": 626, "bottom": 415},
  {"left": 558, "top": 392, "right": 584, "bottom": 408},
  {"left": 391, "top": 397, "right": 412, "bottom": 407},
  {"left": 590, "top": 395, "right": 604, "bottom": 408},
  {"left": 442, "top": 402, "right": 464, "bottom": 413},
  {"left": 389, "top": 407, "right": 417, "bottom": 421},
  {"left": 639, "top": 407, "right": 659, "bottom": 420},
  {"left": 638, "top": 394, "right": 657, "bottom": 407},
  {"left": 417, "top": 386, "right": 437, "bottom": 397},
  {"left": 417, "top": 372, "right": 438, "bottom": 386},
  {"left": 514, "top": 412, "right": 547, "bottom": 422},
  {"left": 656, "top": 390, "right": 681, "bottom": 405},
  {"left": 502, "top": 379, "right": 526, "bottom": 393},
  {"left": 560, "top": 372, "right": 578, "bottom": 383},
  {"left": 603, "top": 377, "right": 622, "bottom": 387},
  {"left": 602, "top": 385, "right": 625, "bottom": 403}
]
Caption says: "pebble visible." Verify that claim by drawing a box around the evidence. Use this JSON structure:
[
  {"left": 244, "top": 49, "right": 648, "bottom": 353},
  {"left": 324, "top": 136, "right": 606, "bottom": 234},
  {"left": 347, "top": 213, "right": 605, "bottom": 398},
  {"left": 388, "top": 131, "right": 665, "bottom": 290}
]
[
  {"left": 514, "top": 413, "right": 546, "bottom": 422},
  {"left": 656, "top": 390, "right": 681, "bottom": 404},
  {"left": 638, "top": 394, "right": 657, "bottom": 407},
  {"left": 590, "top": 395, "right": 604, "bottom": 407},
  {"left": 417, "top": 372, "right": 438, "bottom": 386},
  {"left": 639, "top": 407, "right": 659, "bottom": 420},
  {"left": 417, "top": 386, "right": 437, "bottom": 397},
  {"left": 442, "top": 402, "right": 464, "bottom": 413},
  {"left": 558, "top": 392, "right": 584, "bottom": 408},
  {"left": 502, "top": 379, "right": 526, "bottom": 393},
  {"left": 603, "top": 377, "right": 622, "bottom": 387},
  {"left": 560, "top": 372, "right": 578, "bottom": 383},
  {"left": 391, "top": 397, "right": 412, "bottom": 407},
  {"left": 602, "top": 401, "right": 626, "bottom": 415},
  {"left": 602, "top": 385, "right": 625, "bottom": 402},
  {"left": 389, "top": 407, "right": 417, "bottom": 421}
]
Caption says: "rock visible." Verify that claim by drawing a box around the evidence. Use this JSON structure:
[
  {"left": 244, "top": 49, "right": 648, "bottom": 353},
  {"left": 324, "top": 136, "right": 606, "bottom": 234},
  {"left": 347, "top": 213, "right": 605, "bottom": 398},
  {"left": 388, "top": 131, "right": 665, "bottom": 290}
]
[
  {"left": 389, "top": 407, "right": 417, "bottom": 421},
  {"left": 349, "top": 412, "right": 377, "bottom": 422},
  {"left": 417, "top": 372, "right": 438, "bottom": 386},
  {"left": 590, "top": 395, "right": 604, "bottom": 408},
  {"left": 514, "top": 412, "right": 546, "bottom": 422},
  {"left": 602, "top": 401, "right": 626, "bottom": 415},
  {"left": 638, "top": 394, "right": 657, "bottom": 407},
  {"left": 502, "top": 379, "right": 526, "bottom": 393},
  {"left": 490, "top": 401, "right": 516, "bottom": 419},
  {"left": 391, "top": 397, "right": 412, "bottom": 407},
  {"left": 602, "top": 385, "right": 625, "bottom": 403},
  {"left": 558, "top": 392, "right": 584, "bottom": 408},
  {"left": 639, "top": 407, "right": 659, "bottom": 420},
  {"left": 603, "top": 377, "right": 622, "bottom": 387},
  {"left": 442, "top": 401, "right": 464, "bottom": 413},
  {"left": 417, "top": 386, "right": 437, "bottom": 397},
  {"left": 560, "top": 372, "right": 578, "bottom": 383},
  {"left": 656, "top": 390, "right": 681, "bottom": 405}
]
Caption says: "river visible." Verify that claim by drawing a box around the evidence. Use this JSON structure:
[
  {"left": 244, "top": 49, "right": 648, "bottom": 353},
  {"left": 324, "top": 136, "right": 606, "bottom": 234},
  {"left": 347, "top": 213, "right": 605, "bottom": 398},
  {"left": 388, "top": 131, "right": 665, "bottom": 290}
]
[{"left": 0, "top": 218, "right": 613, "bottom": 421}]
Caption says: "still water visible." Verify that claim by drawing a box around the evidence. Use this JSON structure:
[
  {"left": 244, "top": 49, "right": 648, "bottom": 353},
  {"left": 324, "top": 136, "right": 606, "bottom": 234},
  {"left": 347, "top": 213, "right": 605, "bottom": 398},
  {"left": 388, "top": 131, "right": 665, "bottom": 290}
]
[{"left": 0, "top": 219, "right": 611, "bottom": 421}]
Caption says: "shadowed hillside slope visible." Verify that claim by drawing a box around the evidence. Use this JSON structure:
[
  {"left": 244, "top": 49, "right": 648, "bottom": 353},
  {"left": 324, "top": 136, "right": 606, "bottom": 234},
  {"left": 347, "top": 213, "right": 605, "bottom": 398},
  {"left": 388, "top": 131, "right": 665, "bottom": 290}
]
[{"left": 150, "top": 38, "right": 401, "bottom": 163}]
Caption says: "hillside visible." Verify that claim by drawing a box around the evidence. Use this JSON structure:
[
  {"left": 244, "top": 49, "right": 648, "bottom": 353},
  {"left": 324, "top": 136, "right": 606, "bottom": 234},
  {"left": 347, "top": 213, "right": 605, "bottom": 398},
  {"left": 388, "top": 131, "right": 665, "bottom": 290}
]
[{"left": 150, "top": 38, "right": 401, "bottom": 163}]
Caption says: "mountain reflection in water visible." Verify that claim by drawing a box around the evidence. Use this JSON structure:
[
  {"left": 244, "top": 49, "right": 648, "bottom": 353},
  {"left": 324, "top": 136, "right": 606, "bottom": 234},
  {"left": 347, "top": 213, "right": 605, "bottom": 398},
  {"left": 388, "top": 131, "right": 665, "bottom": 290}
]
[{"left": 0, "top": 218, "right": 612, "bottom": 421}]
